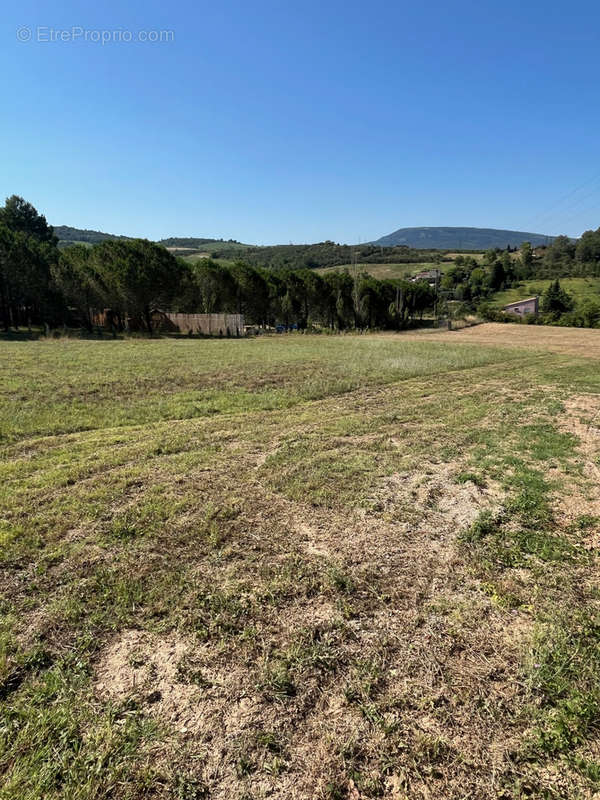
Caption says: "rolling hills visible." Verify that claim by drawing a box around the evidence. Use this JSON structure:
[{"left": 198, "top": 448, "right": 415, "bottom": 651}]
[{"left": 55, "top": 225, "right": 560, "bottom": 254}]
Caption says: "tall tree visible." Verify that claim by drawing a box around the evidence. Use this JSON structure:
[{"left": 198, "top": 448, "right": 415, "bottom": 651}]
[
  {"left": 52, "top": 245, "right": 109, "bottom": 331},
  {"left": 541, "top": 279, "right": 574, "bottom": 315},
  {"left": 0, "top": 195, "right": 57, "bottom": 244},
  {"left": 91, "top": 239, "right": 183, "bottom": 333},
  {"left": 0, "top": 196, "right": 60, "bottom": 329}
]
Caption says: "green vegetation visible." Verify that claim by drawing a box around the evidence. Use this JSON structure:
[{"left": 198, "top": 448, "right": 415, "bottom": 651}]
[
  {"left": 0, "top": 336, "right": 518, "bottom": 442},
  {"left": 315, "top": 262, "right": 428, "bottom": 281},
  {"left": 491, "top": 277, "right": 600, "bottom": 307},
  {"left": 198, "top": 241, "right": 449, "bottom": 272},
  {"left": 1, "top": 196, "right": 437, "bottom": 334},
  {"left": 3, "top": 327, "right": 600, "bottom": 798},
  {"left": 11, "top": 194, "right": 600, "bottom": 336}
]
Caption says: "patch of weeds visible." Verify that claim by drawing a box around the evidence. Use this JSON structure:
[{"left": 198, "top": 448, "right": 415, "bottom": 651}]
[
  {"left": 285, "top": 625, "right": 344, "bottom": 674},
  {"left": 504, "top": 467, "right": 553, "bottom": 528},
  {"left": 461, "top": 509, "right": 502, "bottom": 544},
  {"left": 0, "top": 653, "right": 159, "bottom": 798},
  {"left": 258, "top": 555, "right": 323, "bottom": 603},
  {"left": 481, "top": 581, "right": 522, "bottom": 610},
  {"left": 235, "top": 752, "right": 255, "bottom": 778},
  {"left": 455, "top": 471, "right": 487, "bottom": 488},
  {"left": 256, "top": 729, "right": 283, "bottom": 754},
  {"left": 108, "top": 510, "right": 140, "bottom": 541},
  {"left": 199, "top": 500, "right": 241, "bottom": 549},
  {"left": 127, "top": 649, "right": 148, "bottom": 669},
  {"left": 569, "top": 514, "right": 599, "bottom": 533},
  {"left": 412, "top": 733, "right": 455, "bottom": 777},
  {"left": 344, "top": 659, "right": 381, "bottom": 705},
  {"left": 517, "top": 423, "right": 577, "bottom": 463},
  {"left": 189, "top": 587, "right": 252, "bottom": 640},
  {"left": 256, "top": 730, "right": 287, "bottom": 774},
  {"left": 262, "top": 441, "right": 380, "bottom": 507},
  {"left": 259, "top": 626, "right": 343, "bottom": 701},
  {"left": 511, "top": 527, "right": 576, "bottom": 563},
  {"left": 572, "top": 757, "right": 600, "bottom": 787},
  {"left": 172, "top": 772, "right": 209, "bottom": 799},
  {"left": 461, "top": 464, "right": 578, "bottom": 570},
  {"left": 258, "top": 659, "right": 296, "bottom": 701},
  {"left": 324, "top": 781, "right": 347, "bottom": 800},
  {"left": 175, "top": 654, "right": 212, "bottom": 688},
  {"left": 327, "top": 564, "right": 355, "bottom": 595},
  {"left": 0, "top": 644, "right": 53, "bottom": 701},
  {"left": 525, "top": 612, "right": 600, "bottom": 756}
]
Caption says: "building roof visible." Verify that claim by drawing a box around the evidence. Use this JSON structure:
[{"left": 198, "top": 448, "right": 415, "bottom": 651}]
[{"left": 503, "top": 296, "right": 538, "bottom": 308}]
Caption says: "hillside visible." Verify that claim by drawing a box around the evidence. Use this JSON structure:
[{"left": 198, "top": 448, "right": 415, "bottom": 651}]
[
  {"left": 157, "top": 237, "right": 246, "bottom": 248},
  {"left": 315, "top": 261, "right": 437, "bottom": 281},
  {"left": 53, "top": 227, "right": 249, "bottom": 252},
  {"left": 54, "top": 225, "right": 132, "bottom": 247},
  {"left": 491, "top": 277, "right": 600, "bottom": 307},
  {"left": 373, "top": 226, "right": 555, "bottom": 249}
]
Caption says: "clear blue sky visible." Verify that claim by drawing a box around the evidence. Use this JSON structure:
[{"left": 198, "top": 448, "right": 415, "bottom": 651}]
[{"left": 3, "top": 0, "right": 600, "bottom": 243}]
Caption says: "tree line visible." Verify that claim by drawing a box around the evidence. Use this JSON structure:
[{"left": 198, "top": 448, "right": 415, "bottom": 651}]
[
  {"left": 527, "top": 230, "right": 600, "bottom": 278},
  {"left": 200, "top": 240, "right": 451, "bottom": 271},
  {"left": 0, "top": 196, "right": 436, "bottom": 334}
]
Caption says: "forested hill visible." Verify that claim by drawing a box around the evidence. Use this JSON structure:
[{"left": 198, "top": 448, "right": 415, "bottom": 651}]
[
  {"left": 372, "top": 227, "right": 555, "bottom": 249},
  {"left": 54, "top": 226, "right": 133, "bottom": 247},
  {"left": 54, "top": 228, "right": 244, "bottom": 250}
]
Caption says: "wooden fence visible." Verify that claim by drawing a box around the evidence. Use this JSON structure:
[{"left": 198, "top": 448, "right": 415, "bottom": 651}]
[
  {"left": 157, "top": 312, "right": 245, "bottom": 336},
  {"left": 91, "top": 310, "right": 245, "bottom": 336}
]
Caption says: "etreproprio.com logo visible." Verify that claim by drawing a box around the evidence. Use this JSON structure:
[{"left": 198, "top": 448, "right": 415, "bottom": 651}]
[{"left": 16, "top": 26, "right": 175, "bottom": 44}]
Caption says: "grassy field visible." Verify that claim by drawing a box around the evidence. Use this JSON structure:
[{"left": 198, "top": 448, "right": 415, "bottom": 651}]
[
  {"left": 180, "top": 254, "right": 237, "bottom": 267},
  {"left": 315, "top": 263, "right": 434, "bottom": 280},
  {"left": 492, "top": 277, "right": 600, "bottom": 307},
  {"left": 3, "top": 327, "right": 600, "bottom": 798}
]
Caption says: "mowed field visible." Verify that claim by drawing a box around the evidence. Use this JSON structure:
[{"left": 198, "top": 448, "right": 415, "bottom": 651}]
[{"left": 3, "top": 327, "right": 600, "bottom": 799}]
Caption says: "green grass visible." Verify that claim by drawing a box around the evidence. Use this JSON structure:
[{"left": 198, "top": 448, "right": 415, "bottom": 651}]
[
  {"left": 492, "top": 276, "right": 600, "bottom": 307},
  {"left": 3, "top": 329, "right": 600, "bottom": 798},
  {"left": 0, "top": 335, "right": 522, "bottom": 442},
  {"left": 315, "top": 262, "right": 435, "bottom": 280}
]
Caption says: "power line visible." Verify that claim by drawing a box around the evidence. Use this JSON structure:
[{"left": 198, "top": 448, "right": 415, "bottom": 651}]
[{"left": 526, "top": 170, "right": 600, "bottom": 232}]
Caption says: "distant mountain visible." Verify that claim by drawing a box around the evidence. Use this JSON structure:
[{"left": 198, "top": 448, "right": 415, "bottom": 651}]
[{"left": 372, "top": 226, "right": 555, "bottom": 250}]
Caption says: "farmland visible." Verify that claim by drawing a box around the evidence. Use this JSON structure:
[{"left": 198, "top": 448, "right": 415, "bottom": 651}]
[{"left": 3, "top": 327, "right": 600, "bottom": 798}]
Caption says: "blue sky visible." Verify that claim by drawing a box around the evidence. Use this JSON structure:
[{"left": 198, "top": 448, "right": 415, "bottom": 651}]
[{"left": 3, "top": 0, "right": 600, "bottom": 243}]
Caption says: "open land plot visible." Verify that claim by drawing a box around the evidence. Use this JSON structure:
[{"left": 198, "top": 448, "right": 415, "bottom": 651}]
[
  {"left": 3, "top": 326, "right": 600, "bottom": 799},
  {"left": 315, "top": 263, "right": 425, "bottom": 281}
]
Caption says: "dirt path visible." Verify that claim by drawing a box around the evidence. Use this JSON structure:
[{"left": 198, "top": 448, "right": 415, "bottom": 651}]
[{"left": 392, "top": 322, "right": 600, "bottom": 359}]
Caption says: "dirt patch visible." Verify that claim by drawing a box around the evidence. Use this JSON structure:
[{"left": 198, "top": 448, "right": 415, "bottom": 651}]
[
  {"left": 95, "top": 630, "right": 261, "bottom": 740},
  {"left": 95, "top": 629, "right": 203, "bottom": 732},
  {"left": 556, "top": 395, "right": 600, "bottom": 546},
  {"left": 396, "top": 321, "right": 600, "bottom": 358},
  {"left": 562, "top": 395, "right": 600, "bottom": 480},
  {"left": 371, "top": 463, "right": 500, "bottom": 530}
]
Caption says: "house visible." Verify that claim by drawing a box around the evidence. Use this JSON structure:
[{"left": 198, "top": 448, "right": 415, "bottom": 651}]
[
  {"left": 503, "top": 296, "right": 539, "bottom": 317},
  {"left": 411, "top": 268, "right": 441, "bottom": 286}
]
